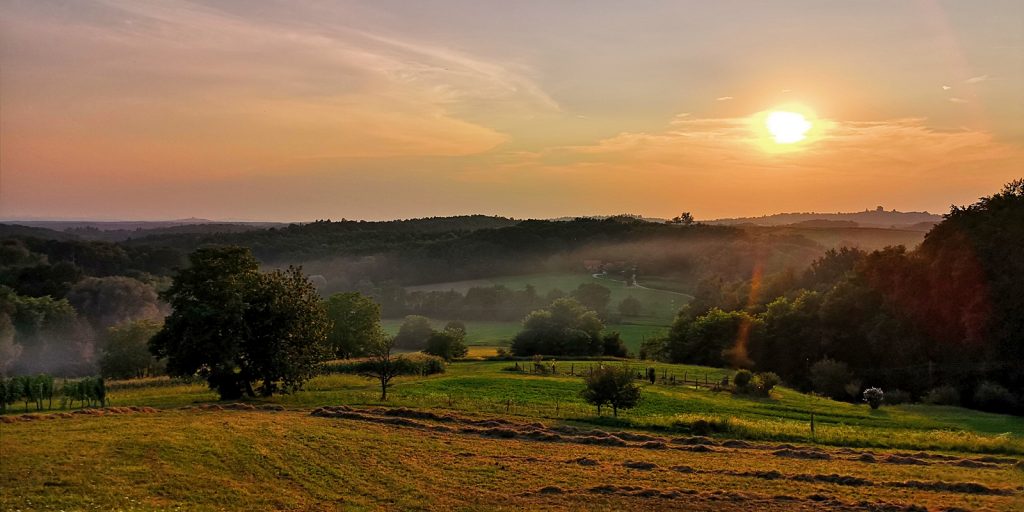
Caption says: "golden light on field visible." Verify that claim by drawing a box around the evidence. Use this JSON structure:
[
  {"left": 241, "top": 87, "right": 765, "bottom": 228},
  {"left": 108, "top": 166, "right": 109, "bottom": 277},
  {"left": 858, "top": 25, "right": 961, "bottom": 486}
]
[{"left": 765, "top": 111, "right": 812, "bottom": 144}]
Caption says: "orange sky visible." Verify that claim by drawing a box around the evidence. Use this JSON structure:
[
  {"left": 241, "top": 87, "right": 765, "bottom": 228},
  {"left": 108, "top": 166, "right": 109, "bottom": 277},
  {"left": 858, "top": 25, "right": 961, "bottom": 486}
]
[{"left": 1, "top": 1, "right": 1022, "bottom": 221}]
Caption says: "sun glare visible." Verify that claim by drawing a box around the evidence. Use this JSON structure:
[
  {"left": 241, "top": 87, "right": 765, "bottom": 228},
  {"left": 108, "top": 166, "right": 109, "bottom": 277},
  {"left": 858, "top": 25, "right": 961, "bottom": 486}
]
[{"left": 765, "top": 111, "right": 812, "bottom": 144}]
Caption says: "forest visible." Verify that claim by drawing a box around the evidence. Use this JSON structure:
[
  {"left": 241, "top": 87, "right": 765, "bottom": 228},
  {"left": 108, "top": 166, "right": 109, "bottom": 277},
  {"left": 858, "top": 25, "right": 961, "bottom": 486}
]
[{"left": 1, "top": 181, "right": 1021, "bottom": 415}]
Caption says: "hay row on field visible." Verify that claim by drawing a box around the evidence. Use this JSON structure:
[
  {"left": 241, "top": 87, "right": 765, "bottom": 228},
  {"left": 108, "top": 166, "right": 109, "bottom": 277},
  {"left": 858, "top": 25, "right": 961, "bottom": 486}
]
[
  {"left": 565, "top": 457, "right": 1015, "bottom": 495},
  {"left": 524, "top": 484, "right": 935, "bottom": 511},
  {"left": 0, "top": 406, "right": 157, "bottom": 423},
  {"left": 310, "top": 405, "right": 1023, "bottom": 469},
  {"left": 178, "top": 403, "right": 285, "bottom": 412}
]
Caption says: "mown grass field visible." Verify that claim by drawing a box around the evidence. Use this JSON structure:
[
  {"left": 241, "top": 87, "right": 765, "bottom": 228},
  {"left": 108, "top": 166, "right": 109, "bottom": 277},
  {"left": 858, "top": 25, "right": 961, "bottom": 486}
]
[
  {"left": 3, "top": 407, "right": 1023, "bottom": 511},
  {"left": 2, "top": 360, "right": 1023, "bottom": 511}
]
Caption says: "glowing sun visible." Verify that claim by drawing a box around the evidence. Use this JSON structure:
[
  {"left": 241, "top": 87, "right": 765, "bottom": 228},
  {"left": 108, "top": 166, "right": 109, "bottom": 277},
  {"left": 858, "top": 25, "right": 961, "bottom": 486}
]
[{"left": 765, "top": 111, "right": 812, "bottom": 144}]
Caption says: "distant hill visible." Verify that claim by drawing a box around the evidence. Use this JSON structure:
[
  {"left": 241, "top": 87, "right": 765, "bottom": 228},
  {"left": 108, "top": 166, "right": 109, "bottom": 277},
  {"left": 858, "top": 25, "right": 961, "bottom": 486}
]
[{"left": 704, "top": 208, "right": 941, "bottom": 229}]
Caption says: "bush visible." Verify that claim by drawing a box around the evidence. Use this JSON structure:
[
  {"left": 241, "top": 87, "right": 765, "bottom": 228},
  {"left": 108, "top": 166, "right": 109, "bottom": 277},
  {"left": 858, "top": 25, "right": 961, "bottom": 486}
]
[
  {"left": 423, "top": 331, "right": 467, "bottom": 362},
  {"left": 754, "top": 372, "right": 781, "bottom": 395},
  {"left": 972, "top": 381, "right": 1018, "bottom": 413},
  {"left": 733, "top": 369, "right": 753, "bottom": 388},
  {"left": 885, "top": 389, "right": 912, "bottom": 405},
  {"left": 579, "top": 365, "right": 641, "bottom": 417},
  {"left": 923, "top": 385, "right": 961, "bottom": 406},
  {"left": 809, "top": 358, "right": 853, "bottom": 400},
  {"left": 863, "top": 387, "right": 884, "bottom": 409},
  {"left": 601, "top": 332, "right": 629, "bottom": 358}
]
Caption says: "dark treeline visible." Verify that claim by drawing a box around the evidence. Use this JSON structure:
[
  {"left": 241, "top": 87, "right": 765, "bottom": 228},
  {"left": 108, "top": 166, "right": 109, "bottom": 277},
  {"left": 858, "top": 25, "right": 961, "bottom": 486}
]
[{"left": 647, "top": 180, "right": 1024, "bottom": 414}]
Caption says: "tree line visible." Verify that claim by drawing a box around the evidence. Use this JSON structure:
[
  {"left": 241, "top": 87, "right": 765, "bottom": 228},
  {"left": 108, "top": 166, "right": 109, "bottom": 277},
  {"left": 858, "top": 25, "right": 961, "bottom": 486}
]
[{"left": 643, "top": 181, "right": 1024, "bottom": 414}]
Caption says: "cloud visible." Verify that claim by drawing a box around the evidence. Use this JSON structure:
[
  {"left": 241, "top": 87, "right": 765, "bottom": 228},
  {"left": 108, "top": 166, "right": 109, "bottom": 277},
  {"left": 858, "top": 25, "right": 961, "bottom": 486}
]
[
  {"left": 949, "top": 97, "right": 968, "bottom": 103},
  {"left": 942, "top": 85, "right": 952, "bottom": 90},
  {"left": 965, "top": 74, "right": 991, "bottom": 84},
  {"left": 0, "top": 0, "right": 560, "bottom": 180},
  {"left": 716, "top": 96, "right": 734, "bottom": 101}
]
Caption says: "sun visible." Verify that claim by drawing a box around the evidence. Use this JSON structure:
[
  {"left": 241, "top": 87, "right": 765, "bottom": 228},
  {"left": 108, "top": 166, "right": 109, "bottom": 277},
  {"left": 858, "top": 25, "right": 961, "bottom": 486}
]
[{"left": 765, "top": 110, "right": 812, "bottom": 144}]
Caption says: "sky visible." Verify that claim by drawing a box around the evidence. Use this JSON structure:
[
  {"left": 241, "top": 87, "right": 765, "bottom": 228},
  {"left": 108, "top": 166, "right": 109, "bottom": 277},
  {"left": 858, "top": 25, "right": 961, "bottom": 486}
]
[{"left": 1, "top": 0, "right": 1022, "bottom": 221}]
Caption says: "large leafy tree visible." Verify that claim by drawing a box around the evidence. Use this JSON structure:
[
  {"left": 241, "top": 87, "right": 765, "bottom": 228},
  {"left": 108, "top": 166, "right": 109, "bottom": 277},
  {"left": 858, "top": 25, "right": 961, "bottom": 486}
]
[
  {"left": 323, "top": 292, "right": 383, "bottom": 359},
  {"left": 511, "top": 298, "right": 605, "bottom": 356},
  {"left": 150, "top": 247, "right": 330, "bottom": 399}
]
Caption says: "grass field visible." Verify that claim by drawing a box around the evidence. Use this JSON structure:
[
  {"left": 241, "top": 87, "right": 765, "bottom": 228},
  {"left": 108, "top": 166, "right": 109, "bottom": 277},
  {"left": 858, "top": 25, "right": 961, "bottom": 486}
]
[
  {"left": 7, "top": 361, "right": 1020, "bottom": 454},
  {"left": 3, "top": 360, "right": 1023, "bottom": 510},
  {"left": 393, "top": 271, "right": 687, "bottom": 354},
  {"left": 3, "top": 407, "right": 1023, "bottom": 511},
  {"left": 406, "top": 271, "right": 692, "bottom": 323},
  {"left": 380, "top": 318, "right": 669, "bottom": 355}
]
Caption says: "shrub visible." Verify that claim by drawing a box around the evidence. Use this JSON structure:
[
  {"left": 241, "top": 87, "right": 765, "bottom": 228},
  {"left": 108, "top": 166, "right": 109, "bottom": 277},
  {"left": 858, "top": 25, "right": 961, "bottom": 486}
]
[
  {"left": 885, "top": 389, "right": 912, "bottom": 405},
  {"left": 601, "top": 332, "right": 629, "bottom": 358},
  {"left": 923, "top": 385, "right": 961, "bottom": 406},
  {"left": 423, "top": 331, "right": 467, "bottom": 362},
  {"left": 972, "top": 381, "right": 1018, "bottom": 413},
  {"left": 809, "top": 358, "right": 853, "bottom": 400},
  {"left": 733, "top": 369, "right": 753, "bottom": 389},
  {"left": 863, "top": 387, "right": 884, "bottom": 409},
  {"left": 754, "top": 372, "right": 781, "bottom": 395},
  {"left": 579, "top": 365, "right": 641, "bottom": 417}
]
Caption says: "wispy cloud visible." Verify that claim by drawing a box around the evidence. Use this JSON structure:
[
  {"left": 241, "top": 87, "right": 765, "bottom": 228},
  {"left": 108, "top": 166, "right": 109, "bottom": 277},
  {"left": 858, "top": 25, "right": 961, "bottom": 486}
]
[
  {"left": 716, "top": 96, "right": 734, "bottom": 101},
  {"left": 949, "top": 97, "right": 968, "bottom": 103},
  {"left": 1, "top": 0, "right": 560, "bottom": 176},
  {"left": 965, "top": 74, "right": 991, "bottom": 84}
]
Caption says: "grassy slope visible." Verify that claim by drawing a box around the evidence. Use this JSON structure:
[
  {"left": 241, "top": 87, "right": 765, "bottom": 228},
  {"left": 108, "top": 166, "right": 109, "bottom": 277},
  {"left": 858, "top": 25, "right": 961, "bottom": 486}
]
[
  {"left": 3, "top": 361, "right": 1023, "bottom": 510},
  {"left": 3, "top": 408, "right": 1022, "bottom": 511},
  {"left": 28, "top": 361, "right": 1023, "bottom": 454}
]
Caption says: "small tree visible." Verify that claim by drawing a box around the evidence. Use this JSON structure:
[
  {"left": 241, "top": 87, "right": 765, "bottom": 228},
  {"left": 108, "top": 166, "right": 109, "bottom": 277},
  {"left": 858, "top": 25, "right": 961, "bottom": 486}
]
[
  {"left": 733, "top": 369, "right": 753, "bottom": 389},
  {"left": 393, "top": 315, "right": 434, "bottom": 349},
  {"left": 423, "top": 330, "right": 468, "bottom": 362},
  {"left": 100, "top": 320, "right": 164, "bottom": 379},
  {"left": 580, "top": 365, "right": 642, "bottom": 417},
  {"left": 361, "top": 335, "right": 401, "bottom": 401},
  {"left": 809, "top": 358, "right": 854, "bottom": 400},
  {"left": 323, "top": 292, "right": 383, "bottom": 359},
  {"left": 754, "top": 372, "right": 781, "bottom": 396},
  {"left": 863, "top": 387, "right": 884, "bottom": 409}
]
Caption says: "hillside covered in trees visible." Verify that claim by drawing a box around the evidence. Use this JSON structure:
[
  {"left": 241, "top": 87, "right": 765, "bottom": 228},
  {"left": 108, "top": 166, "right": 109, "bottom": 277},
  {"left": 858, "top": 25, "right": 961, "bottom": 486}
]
[{"left": 647, "top": 180, "right": 1024, "bottom": 414}]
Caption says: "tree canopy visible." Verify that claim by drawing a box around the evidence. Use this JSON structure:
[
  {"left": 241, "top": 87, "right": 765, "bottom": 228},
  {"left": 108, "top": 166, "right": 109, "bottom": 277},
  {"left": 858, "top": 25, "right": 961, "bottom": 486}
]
[{"left": 149, "top": 247, "right": 330, "bottom": 399}]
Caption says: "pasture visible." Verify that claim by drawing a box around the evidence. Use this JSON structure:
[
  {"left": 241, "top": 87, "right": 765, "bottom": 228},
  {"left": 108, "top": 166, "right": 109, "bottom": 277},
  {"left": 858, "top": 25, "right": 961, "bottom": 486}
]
[
  {"left": 380, "top": 318, "right": 668, "bottom": 355},
  {"left": 3, "top": 360, "right": 1023, "bottom": 511},
  {"left": 392, "top": 271, "right": 688, "bottom": 354}
]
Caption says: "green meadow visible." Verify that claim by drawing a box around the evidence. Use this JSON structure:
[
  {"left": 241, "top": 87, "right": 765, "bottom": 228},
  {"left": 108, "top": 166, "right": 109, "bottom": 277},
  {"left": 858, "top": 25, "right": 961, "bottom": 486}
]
[
  {"left": 390, "top": 272, "right": 689, "bottom": 353},
  {"left": 26, "top": 360, "right": 1022, "bottom": 454}
]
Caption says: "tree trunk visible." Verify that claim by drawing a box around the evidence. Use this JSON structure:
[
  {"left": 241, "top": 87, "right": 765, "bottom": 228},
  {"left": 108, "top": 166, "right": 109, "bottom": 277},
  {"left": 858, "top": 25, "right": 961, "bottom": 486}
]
[
  {"left": 380, "top": 378, "right": 388, "bottom": 401},
  {"left": 613, "top": 405, "right": 618, "bottom": 417}
]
